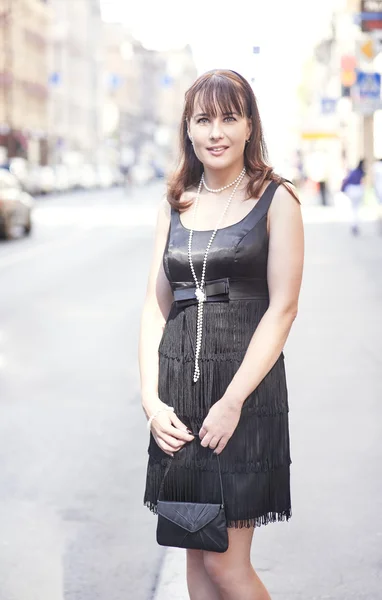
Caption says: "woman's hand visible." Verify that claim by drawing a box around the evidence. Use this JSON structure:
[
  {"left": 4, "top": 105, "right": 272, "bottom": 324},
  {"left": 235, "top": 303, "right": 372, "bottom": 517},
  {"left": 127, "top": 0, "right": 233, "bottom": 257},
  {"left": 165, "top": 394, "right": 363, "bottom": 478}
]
[
  {"left": 150, "top": 409, "right": 195, "bottom": 457},
  {"left": 199, "top": 398, "right": 242, "bottom": 455}
]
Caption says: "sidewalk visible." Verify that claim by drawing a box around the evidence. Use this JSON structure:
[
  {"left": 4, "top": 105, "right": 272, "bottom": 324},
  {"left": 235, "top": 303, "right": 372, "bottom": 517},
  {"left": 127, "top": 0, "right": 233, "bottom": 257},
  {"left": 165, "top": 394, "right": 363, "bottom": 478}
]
[{"left": 153, "top": 209, "right": 382, "bottom": 599}]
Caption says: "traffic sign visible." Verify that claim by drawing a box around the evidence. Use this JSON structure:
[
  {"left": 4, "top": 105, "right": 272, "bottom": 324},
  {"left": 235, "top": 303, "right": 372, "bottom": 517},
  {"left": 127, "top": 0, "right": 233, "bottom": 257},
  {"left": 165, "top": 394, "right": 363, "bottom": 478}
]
[
  {"left": 49, "top": 72, "right": 61, "bottom": 86},
  {"left": 108, "top": 73, "right": 123, "bottom": 90},
  {"left": 358, "top": 71, "right": 380, "bottom": 98},
  {"left": 357, "top": 38, "right": 375, "bottom": 60},
  {"left": 161, "top": 75, "right": 173, "bottom": 87},
  {"left": 352, "top": 71, "right": 382, "bottom": 114},
  {"left": 360, "top": 0, "right": 382, "bottom": 31},
  {"left": 320, "top": 98, "right": 337, "bottom": 115},
  {"left": 341, "top": 55, "right": 357, "bottom": 87}
]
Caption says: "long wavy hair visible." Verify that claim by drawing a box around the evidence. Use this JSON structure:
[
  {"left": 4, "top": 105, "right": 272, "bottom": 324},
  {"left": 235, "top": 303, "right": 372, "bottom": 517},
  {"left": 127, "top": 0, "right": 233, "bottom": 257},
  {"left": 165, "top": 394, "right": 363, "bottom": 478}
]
[{"left": 167, "top": 69, "right": 298, "bottom": 210}]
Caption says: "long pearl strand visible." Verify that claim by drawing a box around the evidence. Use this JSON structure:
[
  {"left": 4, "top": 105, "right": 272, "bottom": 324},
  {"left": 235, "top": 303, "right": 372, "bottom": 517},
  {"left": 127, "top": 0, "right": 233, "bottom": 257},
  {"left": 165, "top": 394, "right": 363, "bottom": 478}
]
[
  {"left": 188, "top": 168, "right": 246, "bottom": 382},
  {"left": 202, "top": 167, "right": 246, "bottom": 193}
]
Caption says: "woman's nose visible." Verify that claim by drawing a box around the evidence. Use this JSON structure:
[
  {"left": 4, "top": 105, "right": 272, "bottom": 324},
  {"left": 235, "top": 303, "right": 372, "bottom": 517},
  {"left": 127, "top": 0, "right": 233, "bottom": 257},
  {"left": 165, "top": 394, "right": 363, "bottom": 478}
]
[{"left": 209, "top": 120, "right": 223, "bottom": 140}]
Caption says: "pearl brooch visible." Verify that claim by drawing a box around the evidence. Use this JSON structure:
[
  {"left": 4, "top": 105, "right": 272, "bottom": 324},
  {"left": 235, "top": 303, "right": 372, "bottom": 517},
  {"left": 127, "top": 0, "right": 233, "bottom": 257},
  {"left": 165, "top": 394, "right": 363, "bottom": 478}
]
[{"left": 187, "top": 168, "right": 246, "bottom": 382}]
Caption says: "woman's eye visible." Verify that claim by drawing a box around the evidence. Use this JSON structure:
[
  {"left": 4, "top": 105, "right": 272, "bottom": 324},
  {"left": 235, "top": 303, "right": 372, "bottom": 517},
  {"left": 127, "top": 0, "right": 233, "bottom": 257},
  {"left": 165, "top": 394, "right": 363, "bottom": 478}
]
[{"left": 196, "top": 116, "right": 236, "bottom": 124}]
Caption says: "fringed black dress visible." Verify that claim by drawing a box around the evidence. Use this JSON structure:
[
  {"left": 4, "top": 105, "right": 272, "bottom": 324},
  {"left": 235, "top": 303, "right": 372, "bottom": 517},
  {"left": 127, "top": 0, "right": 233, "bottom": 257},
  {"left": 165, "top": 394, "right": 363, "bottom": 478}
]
[{"left": 144, "top": 181, "right": 292, "bottom": 528}]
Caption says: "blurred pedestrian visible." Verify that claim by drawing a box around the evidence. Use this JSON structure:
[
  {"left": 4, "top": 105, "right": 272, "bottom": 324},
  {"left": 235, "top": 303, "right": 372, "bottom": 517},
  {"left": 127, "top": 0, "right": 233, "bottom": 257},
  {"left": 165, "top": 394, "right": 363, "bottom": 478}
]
[
  {"left": 139, "top": 69, "right": 304, "bottom": 600},
  {"left": 372, "top": 157, "right": 382, "bottom": 234},
  {"left": 341, "top": 159, "right": 365, "bottom": 236}
]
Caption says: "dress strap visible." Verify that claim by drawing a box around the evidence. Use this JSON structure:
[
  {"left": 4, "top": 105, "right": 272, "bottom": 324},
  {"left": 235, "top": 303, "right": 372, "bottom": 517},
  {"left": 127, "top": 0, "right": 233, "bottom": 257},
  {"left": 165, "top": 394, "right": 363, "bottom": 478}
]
[
  {"left": 237, "top": 180, "right": 280, "bottom": 234},
  {"left": 253, "top": 180, "right": 279, "bottom": 219}
]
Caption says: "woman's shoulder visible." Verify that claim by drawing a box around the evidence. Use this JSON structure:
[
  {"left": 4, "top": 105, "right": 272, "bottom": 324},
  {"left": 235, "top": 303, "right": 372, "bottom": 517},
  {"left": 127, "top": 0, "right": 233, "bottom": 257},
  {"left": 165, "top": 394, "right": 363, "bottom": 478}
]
[
  {"left": 159, "top": 187, "right": 195, "bottom": 220},
  {"left": 177, "top": 187, "right": 196, "bottom": 212},
  {"left": 272, "top": 178, "right": 299, "bottom": 204},
  {"left": 267, "top": 179, "right": 300, "bottom": 224},
  {"left": 154, "top": 198, "right": 170, "bottom": 236}
]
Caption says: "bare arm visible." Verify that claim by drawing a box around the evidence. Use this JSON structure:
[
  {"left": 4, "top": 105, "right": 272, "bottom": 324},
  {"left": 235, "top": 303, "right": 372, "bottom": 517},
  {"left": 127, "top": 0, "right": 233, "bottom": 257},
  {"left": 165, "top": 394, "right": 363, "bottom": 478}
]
[
  {"left": 199, "top": 184, "right": 304, "bottom": 453},
  {"left": 139, "top": 198, "right": 173, "bottom": 416},
  {"left": 138, "top": 199, "right": 194, "bottom": 454},
  {"left": 224, "top": 183, "right": 304, "bottom": 403}
]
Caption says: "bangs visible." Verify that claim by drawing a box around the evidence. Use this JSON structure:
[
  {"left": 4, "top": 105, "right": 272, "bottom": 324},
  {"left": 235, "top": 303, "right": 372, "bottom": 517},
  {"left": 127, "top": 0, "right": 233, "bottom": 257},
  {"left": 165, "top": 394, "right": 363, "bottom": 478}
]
[{"left": 187, "top": 74, "right": 247, "bottom": 118}]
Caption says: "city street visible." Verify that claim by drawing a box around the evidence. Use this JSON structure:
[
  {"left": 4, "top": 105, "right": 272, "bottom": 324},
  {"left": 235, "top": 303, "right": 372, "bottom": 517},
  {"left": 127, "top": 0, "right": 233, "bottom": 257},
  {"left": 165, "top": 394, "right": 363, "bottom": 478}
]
[
  {"left": 2, "top": 0, "right": 382, "bottom": 597},
  {"left": 0, "top": 184, "right": 382, "bottom": 600}
]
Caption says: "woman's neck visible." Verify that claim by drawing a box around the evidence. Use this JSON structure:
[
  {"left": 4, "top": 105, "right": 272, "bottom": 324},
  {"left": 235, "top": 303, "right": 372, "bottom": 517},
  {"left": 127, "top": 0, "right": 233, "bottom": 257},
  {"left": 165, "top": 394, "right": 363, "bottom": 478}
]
[{"left": 202, "top": 163, "right": 245, "bottom": 191}]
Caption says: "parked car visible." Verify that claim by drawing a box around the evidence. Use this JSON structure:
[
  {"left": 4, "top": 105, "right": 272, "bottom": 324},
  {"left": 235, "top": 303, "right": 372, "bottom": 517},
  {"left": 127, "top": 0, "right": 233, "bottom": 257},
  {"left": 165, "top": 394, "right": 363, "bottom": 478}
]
[
  {"left": 9, "top": 157, "right": 29, "bottom": 187},
  {"left": 38, "top": 166, "right": 55, "bottom": 194},
  {"left": 53, "top": 164, "right": 71, "bottom": 193},
  {"left": 21, "top": 164, "right": 55, "bottom": 196},
  {"left": 0, "top": 168, "right": 34, "bottom": 239},
  {"left": 96, "top": 165, "right": 114, "bottom": 189},
  {"left": 129, "top": 162, "right": 156, "bottom": 185},
  {"left": 78, "top": 164, "right": 98, "bottom": 190},
  {"left": 21, "top": 164, "right": 41, "bottom": 195}
]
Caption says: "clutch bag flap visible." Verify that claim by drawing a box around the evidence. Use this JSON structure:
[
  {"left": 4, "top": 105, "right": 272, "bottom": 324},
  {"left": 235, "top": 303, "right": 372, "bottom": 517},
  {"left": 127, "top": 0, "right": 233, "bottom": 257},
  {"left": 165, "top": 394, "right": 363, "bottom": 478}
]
[{"left": 157, "top": 500, "right": 222, "bottom": 533}]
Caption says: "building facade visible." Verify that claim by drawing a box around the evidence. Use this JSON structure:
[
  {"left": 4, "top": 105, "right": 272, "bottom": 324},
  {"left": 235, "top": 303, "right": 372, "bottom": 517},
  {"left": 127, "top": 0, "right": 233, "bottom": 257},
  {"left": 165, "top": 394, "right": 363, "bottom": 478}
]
[
  {"left": 298, "top": 0, "right": 382, "bottom": 190},
  {"left": 102, "top": 24, "right": 197, "bottom": 175},
  {"left": 0, "top": 0, "right": 50, "bottom": 164},
  {"left": 0, "top": 1, "right": 197, "bottom": 173},
  {"left": 48, "top": 0, "right": 104, "bottom": 167}
]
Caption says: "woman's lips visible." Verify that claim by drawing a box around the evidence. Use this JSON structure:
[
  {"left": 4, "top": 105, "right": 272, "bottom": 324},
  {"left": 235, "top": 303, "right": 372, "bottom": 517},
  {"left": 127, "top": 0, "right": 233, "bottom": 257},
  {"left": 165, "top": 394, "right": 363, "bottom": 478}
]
[{"left": 207, "top": 146, "right": 228, "bottom": 156}]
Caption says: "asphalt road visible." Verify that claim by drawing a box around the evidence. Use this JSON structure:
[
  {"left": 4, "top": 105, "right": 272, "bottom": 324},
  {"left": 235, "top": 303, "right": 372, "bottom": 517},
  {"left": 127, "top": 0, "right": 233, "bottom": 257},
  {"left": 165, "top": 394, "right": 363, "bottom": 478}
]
[{"left": 0, "top": 183, "right": 165, "bottom": 600}]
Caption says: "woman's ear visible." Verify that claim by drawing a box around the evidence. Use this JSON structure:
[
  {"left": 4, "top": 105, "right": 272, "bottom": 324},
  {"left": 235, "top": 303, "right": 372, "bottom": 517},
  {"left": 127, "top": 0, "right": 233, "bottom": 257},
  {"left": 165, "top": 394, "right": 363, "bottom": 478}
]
[
  {"left": 186, "top": 118, "right": 191, "bottom": 139},
  {"left": 246, "top": 118, "right": 253, "bottom": 141}
]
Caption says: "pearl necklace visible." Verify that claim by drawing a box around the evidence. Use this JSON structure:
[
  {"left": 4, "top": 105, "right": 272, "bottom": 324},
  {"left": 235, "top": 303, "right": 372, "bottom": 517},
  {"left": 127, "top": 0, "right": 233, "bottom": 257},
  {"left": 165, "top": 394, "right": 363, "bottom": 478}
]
[
  {"left": 202, "top": 167, "right": 246, "bottom": 193},
  {"left": 188, "top": 168, "right": 246, "bottom": 382}
]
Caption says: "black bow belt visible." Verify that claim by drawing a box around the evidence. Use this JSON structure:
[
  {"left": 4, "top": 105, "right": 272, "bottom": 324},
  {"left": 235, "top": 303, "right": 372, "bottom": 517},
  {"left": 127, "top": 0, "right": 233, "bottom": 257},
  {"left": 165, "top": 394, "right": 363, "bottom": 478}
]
[{"left": 173, "top": 277, "right": 269, "bottom": 305}]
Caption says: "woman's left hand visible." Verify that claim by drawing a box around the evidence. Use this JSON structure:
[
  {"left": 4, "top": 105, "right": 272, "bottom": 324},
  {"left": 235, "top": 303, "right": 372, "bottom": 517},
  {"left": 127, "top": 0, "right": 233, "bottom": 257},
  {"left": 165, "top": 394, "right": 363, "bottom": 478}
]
[{"left": 199, "top": 398, "right": 242, "bottom": 455}]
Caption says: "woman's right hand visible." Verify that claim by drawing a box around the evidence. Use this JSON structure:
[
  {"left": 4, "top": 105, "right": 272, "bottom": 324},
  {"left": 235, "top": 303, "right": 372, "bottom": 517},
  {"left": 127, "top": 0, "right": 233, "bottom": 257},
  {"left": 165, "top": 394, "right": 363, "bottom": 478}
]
[{"left": 150, "top": 409, "right": 195, "bottom": 457}]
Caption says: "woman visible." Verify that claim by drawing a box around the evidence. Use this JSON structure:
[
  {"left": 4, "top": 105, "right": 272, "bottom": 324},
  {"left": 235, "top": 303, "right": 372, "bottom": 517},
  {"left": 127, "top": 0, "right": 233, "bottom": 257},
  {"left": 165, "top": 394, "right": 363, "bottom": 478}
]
[
  {"left": 341, "top": 159, "right": 365, "bottom": 236},
  {"left": 139, "top": 69, "right": 304, "bottom": 600}
]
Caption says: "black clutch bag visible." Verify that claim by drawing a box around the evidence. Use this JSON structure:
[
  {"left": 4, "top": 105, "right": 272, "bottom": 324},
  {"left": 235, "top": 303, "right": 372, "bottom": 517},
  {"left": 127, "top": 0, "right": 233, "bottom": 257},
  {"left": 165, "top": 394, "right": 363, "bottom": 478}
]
[{"left": 156, "top": 451, "right": 229, "bottom": 553}]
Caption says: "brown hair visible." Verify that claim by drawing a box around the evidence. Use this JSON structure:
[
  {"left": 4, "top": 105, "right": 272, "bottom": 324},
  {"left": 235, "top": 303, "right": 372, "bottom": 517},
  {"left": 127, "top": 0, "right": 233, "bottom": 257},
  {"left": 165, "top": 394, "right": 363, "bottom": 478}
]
[{"left": 167, "top": 69, "right": 298, "bottom": 210}]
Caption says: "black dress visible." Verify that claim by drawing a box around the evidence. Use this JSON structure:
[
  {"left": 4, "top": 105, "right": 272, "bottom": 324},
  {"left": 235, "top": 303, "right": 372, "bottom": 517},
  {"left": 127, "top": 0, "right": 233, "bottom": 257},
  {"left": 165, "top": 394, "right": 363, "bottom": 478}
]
[{"left": 144, "top": 181, "right": 292, "bottom": 528}]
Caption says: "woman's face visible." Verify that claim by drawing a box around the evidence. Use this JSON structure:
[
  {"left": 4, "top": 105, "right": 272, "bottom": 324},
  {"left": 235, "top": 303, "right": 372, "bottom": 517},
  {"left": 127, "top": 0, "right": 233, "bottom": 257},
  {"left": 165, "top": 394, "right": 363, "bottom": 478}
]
[{"left": 188, "top": 99, "right": 251, "bottom": 171}]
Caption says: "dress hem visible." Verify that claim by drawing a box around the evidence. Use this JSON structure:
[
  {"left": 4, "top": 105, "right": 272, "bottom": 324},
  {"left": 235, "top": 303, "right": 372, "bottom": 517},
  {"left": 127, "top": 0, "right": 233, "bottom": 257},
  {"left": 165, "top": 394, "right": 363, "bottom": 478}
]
[{"left": 144, "top": 501, "right": 292, "bottom": 529}]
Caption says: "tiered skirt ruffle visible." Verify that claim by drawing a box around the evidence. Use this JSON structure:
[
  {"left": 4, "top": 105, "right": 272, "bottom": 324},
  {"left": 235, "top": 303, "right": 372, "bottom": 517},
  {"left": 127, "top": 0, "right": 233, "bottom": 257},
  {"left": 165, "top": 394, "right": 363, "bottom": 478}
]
[{"left": 144, "top": 300, "right": 292, "bottom": 528}]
